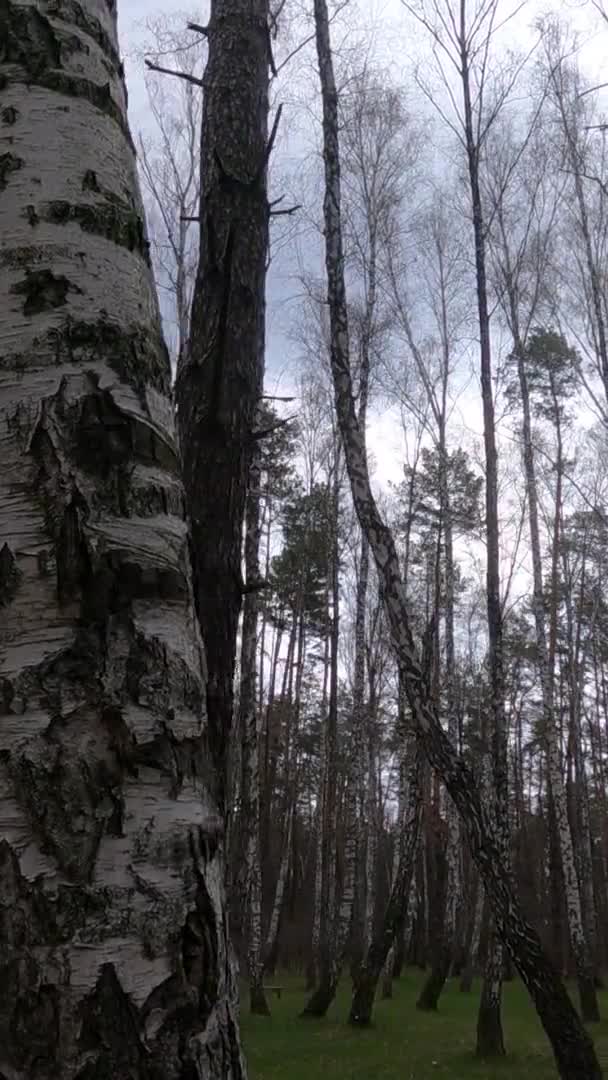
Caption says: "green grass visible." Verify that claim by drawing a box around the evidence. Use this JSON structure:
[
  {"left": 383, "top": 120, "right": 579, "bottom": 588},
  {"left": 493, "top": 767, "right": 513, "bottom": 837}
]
[{"left": 241, "top": 971, "right": 608, "bottom": 1079}]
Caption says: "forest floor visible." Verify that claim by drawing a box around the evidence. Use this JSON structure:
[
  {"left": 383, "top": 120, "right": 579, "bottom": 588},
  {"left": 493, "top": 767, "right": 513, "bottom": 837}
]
[{"left": 240, "top": 970, "right": 608, "bottom": 1078}]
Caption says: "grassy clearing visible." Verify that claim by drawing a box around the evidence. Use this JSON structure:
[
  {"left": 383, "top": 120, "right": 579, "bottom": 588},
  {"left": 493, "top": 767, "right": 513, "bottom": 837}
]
[{"left": 241, "top": 970, "right": 608, "bottom": 1079}]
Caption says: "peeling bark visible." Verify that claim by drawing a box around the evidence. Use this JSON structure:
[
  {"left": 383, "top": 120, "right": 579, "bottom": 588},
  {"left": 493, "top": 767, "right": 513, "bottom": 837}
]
[{"left": 0, "top": 2, "right": 244, "bottom": 1076}]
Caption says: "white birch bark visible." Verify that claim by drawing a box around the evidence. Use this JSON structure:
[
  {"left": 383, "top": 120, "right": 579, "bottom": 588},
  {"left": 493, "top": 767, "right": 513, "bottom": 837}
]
[{"left": 0, "top": 1, "right": 244, "bottom": 1075}]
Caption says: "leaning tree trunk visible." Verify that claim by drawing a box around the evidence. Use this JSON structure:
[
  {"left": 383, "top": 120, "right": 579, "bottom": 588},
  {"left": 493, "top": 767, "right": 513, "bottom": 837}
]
[
  {"left": 461, "top": 877, "right": 485, "bottom": 992},
  {"left": 311, "top": 0, "right": 602, "bottom": 1075},
  {"left": 176, "top": 0, "right": 272, "bottom": 812},
  {"left": 0, "top": 2, "right": 244, "bottom": 1077},
  {"left": 381, "top": 727, "right": 418, "bottom": 999}
]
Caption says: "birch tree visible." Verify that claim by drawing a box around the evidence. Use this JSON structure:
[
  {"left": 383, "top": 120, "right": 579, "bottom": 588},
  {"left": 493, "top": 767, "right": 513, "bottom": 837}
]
[
  {"left": 484, "top": 100, "right": 601, "bottom": 1021},
  {"left": 311, "top": 0, "right": 601, "bottom": 1075},
  {"left": 0, "top": 1, "right": 244, "bottom": 1075}
]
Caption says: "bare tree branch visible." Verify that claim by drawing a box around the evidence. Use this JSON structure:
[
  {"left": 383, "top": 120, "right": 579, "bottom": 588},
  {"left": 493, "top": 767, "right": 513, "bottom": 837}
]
[{"left": 144, "top": 58, "right": 204, "bottom": 87}]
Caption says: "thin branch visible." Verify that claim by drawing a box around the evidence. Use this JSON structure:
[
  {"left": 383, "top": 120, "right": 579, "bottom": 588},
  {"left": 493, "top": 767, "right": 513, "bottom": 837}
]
[
  {"left": 264, "top": 103, "right": 284, "bottom": 165},
  {"left": 252, "top": 414, "right": 298, "bottom": 440},
  {"left": 578, "top": 81, "right": 608, "bottom": 99},
  {"left": 187, "top": 21, "right": 209, "bottom": 36},
  {"left": 275, "top": 0, "right": 351, "bottom": 76},
  {"left": 144, "top": 59, "right": 204, "bottom": 87},
  {"left": 270, "top": 203, "right": 302, "bottom": 217}
]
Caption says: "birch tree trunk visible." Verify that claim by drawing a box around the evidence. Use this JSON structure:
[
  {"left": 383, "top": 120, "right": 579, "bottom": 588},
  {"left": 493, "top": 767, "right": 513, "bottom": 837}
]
[
  {"left": 0, "top": 2, "right": 244, "bottom": 1076},
  {"left": 311, "top": 0, "right": 601, "bottom": 1074},
  {"left": 349, "top": 726, "right": 423, "bottom": 1025},
  {"left": 381, "top": 735, "right": 418, "bottom": 999},
  {"left": 460, "top": 878, "right": 485, "bottom": 992},
  {"left": 176, "top": 0, "right": 272, "bottom": 812}
]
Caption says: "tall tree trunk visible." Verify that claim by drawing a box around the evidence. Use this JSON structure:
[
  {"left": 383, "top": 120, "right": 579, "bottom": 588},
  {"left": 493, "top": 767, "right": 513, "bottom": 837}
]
[
  {"left": 381, "top": 734, "right": 418, "bottom": 999},
  {"left": 563, "top": 543, "right": 601, "bottom": 987},
  {"left": 349, "top": 725, "right": 423, "bottom": 1025},
  {"left": 311, "top": 1, "right": 602, "bottom": 1074},
  {"left": 504, "top": 251, "right": 599, "bottom": 1022},
  {"left": 456, "top": 1, "right": 508, "bottom": 1054},
  {"left": 239, "top": 437, "right": 270, "bottom": 1015},
  {"left": 307, "top": 583, "right": 331, "bottom": 991},
  {"left": 460, "top": 881, "right": 485, "bottom": 992},
  {"left": 0, "top": 3, "right": 244, "bottom": 1075},
  {"left": 548, "top": 374, "right": 599, "bottom": 1019},
  {"left": 265, "top": 606, "right": 306, "bottom": 973},
  {"left": 176, "top": 0, "right": 272, "bottom": 812},
  {"left": 417, "top": 427, "right": 460, "bottom": 1012},
  {"left": 301, "top": 460, "right": 341, "bottom": 1016}
]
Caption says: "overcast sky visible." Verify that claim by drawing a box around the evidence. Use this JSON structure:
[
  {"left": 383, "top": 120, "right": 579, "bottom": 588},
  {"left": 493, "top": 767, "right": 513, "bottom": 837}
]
[{"left": 116, "top": 0, "right": 608, "bottom": 492}]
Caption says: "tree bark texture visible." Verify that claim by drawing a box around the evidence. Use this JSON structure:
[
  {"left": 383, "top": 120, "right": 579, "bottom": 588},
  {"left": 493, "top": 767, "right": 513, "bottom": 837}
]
[
  {"left": 238, "top": 438, "right": 269, "bottom": 1015},
  {"left": 0, "top": 2, "right": 245, "bottom": 1077},
  {"left": 176, "top": 0, "right": 272, "bottom": 811},
  {"left": 312, "top": 0, "right": 602, "bottom": 1074}
]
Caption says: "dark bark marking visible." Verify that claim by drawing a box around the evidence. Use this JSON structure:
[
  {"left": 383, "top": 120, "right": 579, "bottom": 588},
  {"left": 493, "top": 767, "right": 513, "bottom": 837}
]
[
  {"left": 0, "top": 0, "right": 131, "bottom": 142},
  {"left": 36, "top": 198, "right": 150, "bottom": 264},
  {"left": 82, "top": 168, "right": 100, "bottom": 191},
  {"left": 11, "top": 984, "right": 60, "bottom": 1073},
  {"left": 11, "top": 268, "right": 81, "bottom": 316},
  {"left": 0, "top": 0, "right": 61, "bottom": 76},
  {"left": 10, "top": 720, "right": 123, "bottom": 882},
  {"left": 125, "top": 630, "right": 206, "bottom": 722},
  {"left": 182, "top": 843, "right": 220, "bottom": 1020},
  {"left": 0, "top": 543, "right": 21, "bottom": 607},
  {"left": 25, "top": 203, "right": 39, "bottom": 226},
  {"left": 0, "top": 151, "right": 23, "bottom": 191},
  {"left": 56, "top": 497, "right": 89, "bottom": 604},
  {"left": 77, "top": 964, "right": 151, "bottom": 1080},
  {"left": 1, "top": 105, "right": 18, "bottom": 124},
  {"left": 38, "top": 71, "right": 132, "bottom": 144},
  {"left": 0, "top": 316, "right": 171, "bottom": 397},
  {"left": 40, "top": 0, "right": 121, "bottom": 72}
]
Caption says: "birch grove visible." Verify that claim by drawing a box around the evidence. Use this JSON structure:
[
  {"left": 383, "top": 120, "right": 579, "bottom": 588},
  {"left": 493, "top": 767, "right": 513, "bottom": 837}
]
[{"left": 6, "top": 0, "right": 608, "bottom": 1076}]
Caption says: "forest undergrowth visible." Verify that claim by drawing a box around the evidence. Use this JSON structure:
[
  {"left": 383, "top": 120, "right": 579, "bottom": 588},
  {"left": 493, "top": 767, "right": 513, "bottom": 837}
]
[{"left": 241, "top": 971, "right": 608, "bottom": 1079}]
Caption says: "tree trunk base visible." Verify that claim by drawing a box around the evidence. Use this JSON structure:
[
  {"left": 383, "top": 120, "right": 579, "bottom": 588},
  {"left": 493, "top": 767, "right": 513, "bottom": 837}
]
[
  {"left": 250, "top": 983, "right": 271, "bottom": 1016},
  {"left": 301, "top": 976, "right": 335, "bottom": 1018},
  {"left": 577, "top": 968, "right": 601, "bottom": 1023},
  {"left": 349, "top": 976, "right": 375, "bottom": 1026},
  {"left": 416, "top": 950, "right": 451, "bottom": 1011},
  {"left": 381, "top": 974, "right": 393, "bottom": 999},
  {"left": 476, "top": 997, "right": 506, "bottom": 1058}
]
